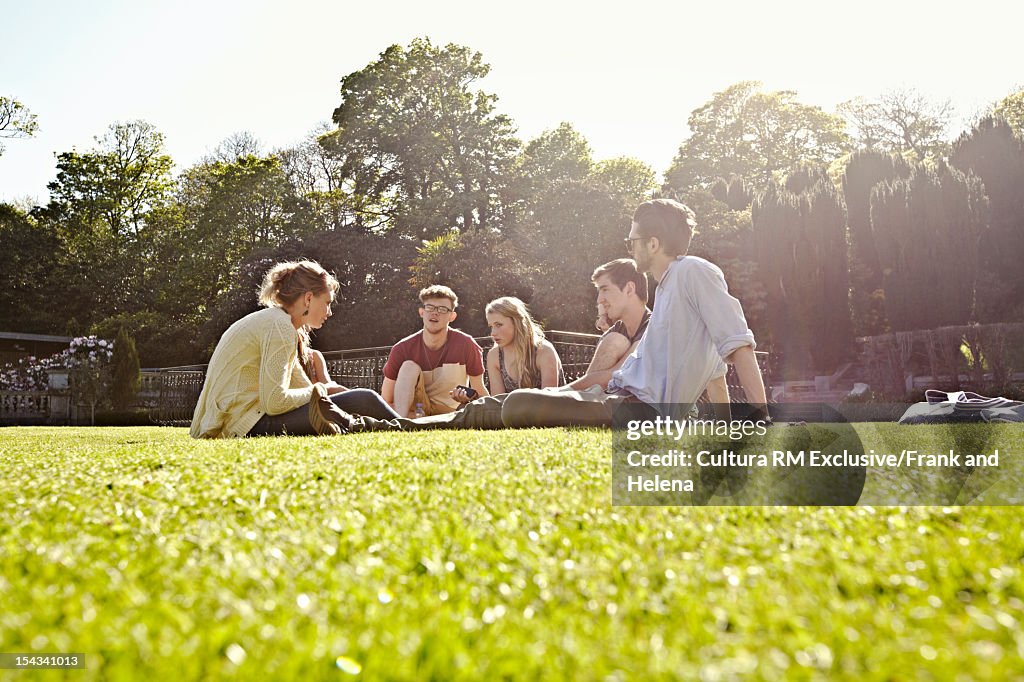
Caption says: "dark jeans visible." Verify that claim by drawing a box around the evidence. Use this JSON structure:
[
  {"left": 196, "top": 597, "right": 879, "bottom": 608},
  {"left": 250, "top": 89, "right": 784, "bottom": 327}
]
[
  {"left": 331, "top": 393, "right": 509, "bottom": 433},
  {"left": 247, "top": 388, "right": 401, "bottom": 437},
  {"left": 342, "top": 389, "right": 658, "bottom": 433}
]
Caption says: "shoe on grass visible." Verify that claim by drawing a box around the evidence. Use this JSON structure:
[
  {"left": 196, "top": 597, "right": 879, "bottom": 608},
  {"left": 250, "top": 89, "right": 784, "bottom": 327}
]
[{"left": 308, "top": 384, "right": 356, "bottom": 435}]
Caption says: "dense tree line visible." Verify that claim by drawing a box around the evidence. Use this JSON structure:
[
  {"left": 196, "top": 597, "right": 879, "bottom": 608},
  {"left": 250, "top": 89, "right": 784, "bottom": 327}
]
[{"left": 1, "top": 42, "right": 1022, "bottom": 374}]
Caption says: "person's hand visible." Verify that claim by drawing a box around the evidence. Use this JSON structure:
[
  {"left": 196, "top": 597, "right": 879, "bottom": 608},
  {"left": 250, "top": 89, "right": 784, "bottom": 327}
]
[
  {"left": 595, "top": 306, "right": 612, "bottom": 333},
  {"left": 450, "top": 386, "right": 472, "bottom": 404},
  {"left": 324, "top": 381, "right": 347, "bottom": 395}
]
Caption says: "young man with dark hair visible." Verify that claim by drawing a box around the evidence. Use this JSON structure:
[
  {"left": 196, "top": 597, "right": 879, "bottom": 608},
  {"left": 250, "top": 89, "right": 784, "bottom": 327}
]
[
  {"left": 567, "top": 258, "right": 652, "bottom": 391},
  {"left": 501, "top": 199, "right": 766, "bottom": 426},
  {"left": 380, "top": 285, "right": 488, "bottom": 418},
  {"left": 572, "top": 258, "right": 730, "bottom": 404}
]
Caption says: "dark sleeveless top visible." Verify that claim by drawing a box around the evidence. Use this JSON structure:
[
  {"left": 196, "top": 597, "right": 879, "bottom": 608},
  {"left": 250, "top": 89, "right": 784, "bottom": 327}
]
[
  {"left": 498, "top": 345, "right": 565, "bottom": 390},
  {"left": 605, "top": 309, "right": 652, "bottom": 346}
]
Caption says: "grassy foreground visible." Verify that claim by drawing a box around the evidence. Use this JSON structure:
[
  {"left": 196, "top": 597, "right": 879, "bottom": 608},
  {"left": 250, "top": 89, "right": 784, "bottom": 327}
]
[{"left": 1, "top": 426, "right": 1023, "bottom": 680}]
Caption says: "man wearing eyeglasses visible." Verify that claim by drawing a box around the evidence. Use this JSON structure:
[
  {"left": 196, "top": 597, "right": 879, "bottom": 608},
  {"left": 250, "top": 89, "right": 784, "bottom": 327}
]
[
  {"left": 381, "top": 285, "right": 488, "bottom": 418},
  {"left": 501, "top": 198, "right": 767, "bottom": 426}
]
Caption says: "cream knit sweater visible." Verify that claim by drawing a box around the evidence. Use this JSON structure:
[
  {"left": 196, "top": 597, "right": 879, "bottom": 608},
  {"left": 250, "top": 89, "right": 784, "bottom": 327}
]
[{"left": 190, "top": 307, "right": 316, "bottom": 438}]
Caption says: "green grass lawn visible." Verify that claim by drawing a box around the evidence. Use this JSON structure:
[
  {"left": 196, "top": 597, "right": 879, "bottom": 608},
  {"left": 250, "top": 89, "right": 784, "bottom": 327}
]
[{"left": 1, "top": 425, "right": 1023, "bottom": 680}]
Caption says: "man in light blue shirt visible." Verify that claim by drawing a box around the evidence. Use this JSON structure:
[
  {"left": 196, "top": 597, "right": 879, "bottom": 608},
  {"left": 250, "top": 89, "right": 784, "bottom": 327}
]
[{"left": 501, "top": 198, "right": 768, "bottom": 426}]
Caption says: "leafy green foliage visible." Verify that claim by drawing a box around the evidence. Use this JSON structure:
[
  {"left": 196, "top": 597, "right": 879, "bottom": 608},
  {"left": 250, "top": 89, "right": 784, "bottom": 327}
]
[
  {"left": 410, "top": 231, "right": 537, "bottom": 337},
  {"left": 753, "top": 168, "right": 852, "bottom": 375},
  {"left": 871, "top": 163, "right": 988, "bottom": 330},
  {"left": 2, "top": 425, "right": 1024, "bottom": 679},
  {"left": 951, "top": 117, "right": 1024, "bottom": 323},
  {"left": 177, "top": 155, "right": 316, "bottom": 274},
  {"left": 278, "top": 123, "right": 359, "bottom": 232},
  {"left": 0, "top": 203, "right": 61, "bottom": 333},
  {"left": 709, "top": 175, "right": 752, "bottom": 211},
  {"left": 665, "top": 81, "right": 851, "bottom": 194},
  {"left": 993, "top": 89, "right": 1024, "bottom": 137},
  {"left": 506, "top": 124, "right": 657, "bottom": 331},
  {"left": 0, "top": 96, "right": 39, "bottom": 154},
  {"left": 838, "top": 90, "right": 954, "bottom": 160},
  {"left": 35, "top": 121, "right": 174, "bottom": 328},
  {"left": 327, "top": 38, "right": 519, "bottom": 238},
  {"left": 841, "top": 151, "right": 913, "bottom": 336},
  {"left": 110, "top": 325, "right": 141, "bottom": 411}
]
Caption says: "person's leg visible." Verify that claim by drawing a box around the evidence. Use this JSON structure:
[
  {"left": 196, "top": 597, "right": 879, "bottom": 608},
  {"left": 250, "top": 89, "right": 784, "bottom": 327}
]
[
  {"left": 410, "top": 394, "right": 507, "bottom": 430},
  {"left": 247, "top": 404, "right": 318, "bottom": 436},
  {"left": 331, "top": 388, "right": 402, "bottom": 420},
  {"left": 501, "top": 387, "right": 620, "bottom": 427},
  {"left": 392, "top": 360, "right": 424, "bottom": 417}
]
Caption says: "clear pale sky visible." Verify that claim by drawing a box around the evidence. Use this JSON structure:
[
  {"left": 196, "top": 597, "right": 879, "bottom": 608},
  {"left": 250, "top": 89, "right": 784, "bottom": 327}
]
[{"left": 1, "top": 0, "right": 1021, "bottom": 204}]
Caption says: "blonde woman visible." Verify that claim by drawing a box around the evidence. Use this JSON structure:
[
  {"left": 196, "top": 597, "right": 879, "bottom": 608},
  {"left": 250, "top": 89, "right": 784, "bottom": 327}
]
[
  {"left": 484, "top": 297, "right": 564, "bottom": 394},
  {"left": 190, "top": 260, "right": 398, "bottom": 438}
]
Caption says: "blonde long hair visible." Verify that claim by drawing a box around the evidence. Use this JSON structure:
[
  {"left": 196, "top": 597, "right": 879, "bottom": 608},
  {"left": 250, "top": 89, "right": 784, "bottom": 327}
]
[{"left": 486, "top": 296, "right": 544, "bottom": 388}]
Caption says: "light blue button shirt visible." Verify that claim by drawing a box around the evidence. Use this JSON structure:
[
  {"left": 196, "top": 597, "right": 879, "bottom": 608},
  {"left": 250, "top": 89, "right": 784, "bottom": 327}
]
[{"left": 608, "top": 256, "right": 755, "bottom": 407}]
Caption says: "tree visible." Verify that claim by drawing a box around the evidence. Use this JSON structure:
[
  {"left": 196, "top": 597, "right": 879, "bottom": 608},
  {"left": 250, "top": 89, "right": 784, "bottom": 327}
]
[
  {"left": 47, "top": 121, "right": 173, "bottom": 239},
  {"left": 841, "top": 150, "right": 912, "bottom": 335},
  {"left": 752, "top": 168, "right": 853, "bottom": 376},
  {"left": 199, "top": 230, "right": 419, "bottom": 355},
  {"left": 278, "top": 123, "right": 360, "bottom": 231},
  {"left": 110, "top": 325, "right": 141, "bottom": 411},
  {"left": 512, "top": 121, "right": 592, "bottom": 192},
  {"left": 0, "top": 96, "right": 38, "bottom": 155},
  {"left": 710, "top": 175, "right": 752, "bottom": 211},
  {"left": 837, "top": 89, "right": 953, "bottom": 159},
  {"left": 37, "top": 121, "right": 174, "bottom": 324},
  {"left": 506, "top": 124, "right": 657, "bottom": 331},
  {"left": 119, "top": 152, "right": 322, "bottom": 365},
  {"left": 410, "top": 230, "right": 536, "bottom": 337},
  {"left": 951, "top": 116, "right": 1024, "bottom": 322},
  {"left": 0, "top": 204, "right": 61, "bottom": 333},
  {"left": 326, "top": 38, "right": 520, "bottom": 238},
  {"left": 203, "top": 131, "right": 264, "bottom": 164},
  {"left": 993, "top": 88, "right": 1024, "bottom": 137},
  {"left": 665, "top": 81, "right": 850, "bottom": 194},
  {"left": 871, "top": 163, "right": 988, "bottom": 331},
  {"left": 169, "top": 153, "right": 316, "bottom": 317}
]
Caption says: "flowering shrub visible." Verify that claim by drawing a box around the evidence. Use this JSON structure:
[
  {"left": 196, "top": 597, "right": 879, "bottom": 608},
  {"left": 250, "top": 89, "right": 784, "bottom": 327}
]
[
  {"left": 0, "top": 336, "right": 114, "bottom": 393},
  {"left": 65, "top": 336, "right": 115, "bottom": 369}
]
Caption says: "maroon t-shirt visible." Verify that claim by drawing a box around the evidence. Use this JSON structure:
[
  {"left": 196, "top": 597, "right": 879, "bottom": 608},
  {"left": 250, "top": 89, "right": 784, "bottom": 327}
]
[{"left": 382, "top": 329, "right": 484, "bottom": 380}]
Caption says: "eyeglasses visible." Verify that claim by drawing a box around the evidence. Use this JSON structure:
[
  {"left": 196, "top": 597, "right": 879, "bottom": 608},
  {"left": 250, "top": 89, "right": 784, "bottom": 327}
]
[
  {"left": 623, "top": 236, "right": 649, "bottom": 254},
  {"left": 422, "top": 303, "right": 453, "bottom": 314}
]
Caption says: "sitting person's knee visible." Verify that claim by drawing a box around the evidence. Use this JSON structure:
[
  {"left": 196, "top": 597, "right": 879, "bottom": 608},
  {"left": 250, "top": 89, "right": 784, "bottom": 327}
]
[
  {"left": 397, "top": 360, "right": 422, "bottom": 378},
  {"left": 501, "top": 390, "right": 539, "bottom": 427}
]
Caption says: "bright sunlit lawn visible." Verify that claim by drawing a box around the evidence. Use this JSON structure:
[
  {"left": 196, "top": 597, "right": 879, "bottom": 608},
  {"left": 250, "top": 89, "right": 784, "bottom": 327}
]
[{"left": 2, "top": 425, "right": 1023, "bottom": 680}]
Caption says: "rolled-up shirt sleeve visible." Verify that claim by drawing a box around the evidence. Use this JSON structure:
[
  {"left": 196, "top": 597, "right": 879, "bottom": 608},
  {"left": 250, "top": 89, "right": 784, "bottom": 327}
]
[
  {"left": 259, "top": 319, "right": 315, "bottom": 415},
  {"left": 688, "top": 260, "right": 756, "bottom": 360}
]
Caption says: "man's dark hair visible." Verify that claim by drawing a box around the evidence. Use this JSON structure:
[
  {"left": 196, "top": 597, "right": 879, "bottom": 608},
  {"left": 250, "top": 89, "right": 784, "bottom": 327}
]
[
  {"left": 632, "top": 199, "right": 697, "bottom": 257},
  {"left": 592, "top": 258, "right": 648, "bottom": 303}
]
